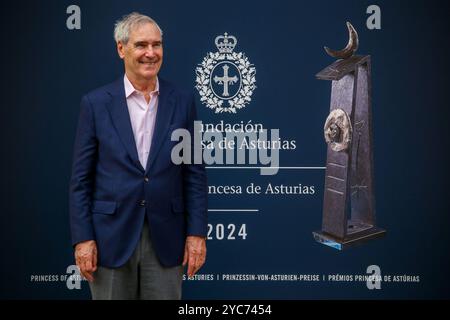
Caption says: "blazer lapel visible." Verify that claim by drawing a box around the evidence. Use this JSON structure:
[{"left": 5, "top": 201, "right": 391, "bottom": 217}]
[
  {"left": 145, "top": 79, "right": 175, "bottom": 173},
  {"left": 106, "top": 78, "right": 144, "bottom": 172}
]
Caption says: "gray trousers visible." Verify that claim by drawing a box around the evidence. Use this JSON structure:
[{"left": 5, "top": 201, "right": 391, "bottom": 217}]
[{"left": 89, "top": 221, "right": 183, "bottom": 300}]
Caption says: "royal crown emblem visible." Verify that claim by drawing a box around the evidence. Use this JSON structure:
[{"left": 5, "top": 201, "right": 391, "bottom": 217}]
[{"left": 195, "top": 33, "right": 257, "bottom": 113}]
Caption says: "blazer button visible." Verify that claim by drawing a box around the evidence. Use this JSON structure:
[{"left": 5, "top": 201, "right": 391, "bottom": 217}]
[
  {"left": 139, "top": 200, "right": 146, "bottom": 207},
  {"left": 144, "top": 176, "right": 149, "bottom": 183}
]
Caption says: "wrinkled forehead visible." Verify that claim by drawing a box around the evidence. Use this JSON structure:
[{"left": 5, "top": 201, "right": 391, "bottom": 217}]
[{"left": 129, "top": 22, "right": 162, "bottom": 42}]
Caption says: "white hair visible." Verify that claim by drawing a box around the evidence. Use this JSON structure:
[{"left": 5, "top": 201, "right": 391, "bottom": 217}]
[{"left": 114, "top": 12, "right": 163, "bottom": 44}]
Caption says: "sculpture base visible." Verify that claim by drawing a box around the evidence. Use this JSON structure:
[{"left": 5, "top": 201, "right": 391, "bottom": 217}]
[{"left": 313, "top": 227, "right": 386, "bottom": 250}]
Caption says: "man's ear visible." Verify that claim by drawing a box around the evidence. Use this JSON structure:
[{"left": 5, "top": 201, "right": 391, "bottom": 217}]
[{"left": 117, "top": 41, "right": 125, "bottom": 59}]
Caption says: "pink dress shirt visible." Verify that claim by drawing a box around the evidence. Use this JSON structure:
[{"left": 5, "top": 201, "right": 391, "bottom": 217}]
[{"left": 124, "top": 75, "right": 160, "bottom": 169}]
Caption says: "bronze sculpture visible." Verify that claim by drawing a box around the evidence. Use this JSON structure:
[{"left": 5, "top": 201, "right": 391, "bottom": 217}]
[{"left": 313, "top": 22, "right": 386, "bottom": 250}]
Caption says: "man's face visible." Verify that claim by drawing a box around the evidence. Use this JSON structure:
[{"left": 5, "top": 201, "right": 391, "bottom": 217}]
[{"left": 117, "top": 22, "right": 163, "bottom": 82}]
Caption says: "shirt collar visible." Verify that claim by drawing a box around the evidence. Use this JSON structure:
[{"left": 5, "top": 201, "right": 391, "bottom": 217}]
[{"left": 124, "top": 74, "right": 160, "bottom": 98}]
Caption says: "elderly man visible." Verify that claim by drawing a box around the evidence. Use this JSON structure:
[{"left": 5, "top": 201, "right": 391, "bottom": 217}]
[{"left": 69, "top": 12, "right": 207, "bottom": 300}]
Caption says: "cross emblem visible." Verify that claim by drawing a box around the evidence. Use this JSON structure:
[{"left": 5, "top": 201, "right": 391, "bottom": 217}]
[{"left": 213, "top": 64, "right": 238, "bottom": 97}]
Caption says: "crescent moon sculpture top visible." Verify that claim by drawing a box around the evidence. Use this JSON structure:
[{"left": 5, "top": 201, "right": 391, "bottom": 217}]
[{"left": 324, "top": 22, "right": 359, "bottom": 59}]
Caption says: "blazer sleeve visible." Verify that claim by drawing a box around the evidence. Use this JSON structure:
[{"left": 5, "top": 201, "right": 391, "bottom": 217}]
[
  {"left": 69, "top": 94, "right": 97, "bottom": 246},
  {"left": 183, "top": 94, "right": 208, "bottom": 237}
]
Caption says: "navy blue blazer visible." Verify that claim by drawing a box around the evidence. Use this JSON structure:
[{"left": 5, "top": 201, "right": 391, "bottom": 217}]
[{"left": 69, "top": 77, "right": 207, "bottom": 268}]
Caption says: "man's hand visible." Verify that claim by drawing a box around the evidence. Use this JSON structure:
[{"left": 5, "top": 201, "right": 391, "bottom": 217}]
[
  {"left": 182, "top": 236, "right": 206, "bottom": 277},
  {"left": 74, "top": 240, "right": 97, "bottom": 282}
]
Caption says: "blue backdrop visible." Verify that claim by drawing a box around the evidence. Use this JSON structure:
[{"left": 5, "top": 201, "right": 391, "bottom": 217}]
[{"left": 0, "top": 0, "right": 449, "bottom": 299}]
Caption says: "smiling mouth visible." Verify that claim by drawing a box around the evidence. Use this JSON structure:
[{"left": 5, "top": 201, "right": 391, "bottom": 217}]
[{"left": 139, "top": 61, "right": 158, "bottom": 66}]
